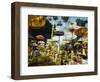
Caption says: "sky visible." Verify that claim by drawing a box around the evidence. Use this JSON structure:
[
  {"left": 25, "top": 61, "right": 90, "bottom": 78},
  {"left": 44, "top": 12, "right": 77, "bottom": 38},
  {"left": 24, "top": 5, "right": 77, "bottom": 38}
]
[{"left": 46, "top": 16, "right": 88, "bottom": 43}]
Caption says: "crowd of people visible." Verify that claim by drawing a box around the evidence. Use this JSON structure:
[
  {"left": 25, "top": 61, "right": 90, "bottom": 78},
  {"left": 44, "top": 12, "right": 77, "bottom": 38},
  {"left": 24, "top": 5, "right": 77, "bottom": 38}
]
[{"left": 28, "top": 39, "right": 88, "bottom": 66}]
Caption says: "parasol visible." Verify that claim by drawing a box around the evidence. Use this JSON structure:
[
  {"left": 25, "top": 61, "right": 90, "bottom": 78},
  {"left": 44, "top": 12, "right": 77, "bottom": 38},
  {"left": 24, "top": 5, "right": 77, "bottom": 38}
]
[
  {"left": 53, "top": 31, "right": 64, "bottom": 36},
  {"left": 74, "top": 27, "right": 88, "bottom": 37},
  {"left": 28, "top": 16, "right": 46, "bottom": 28},
  {"left": 35, "top": 35, "right": 45, "bottom": 41}
]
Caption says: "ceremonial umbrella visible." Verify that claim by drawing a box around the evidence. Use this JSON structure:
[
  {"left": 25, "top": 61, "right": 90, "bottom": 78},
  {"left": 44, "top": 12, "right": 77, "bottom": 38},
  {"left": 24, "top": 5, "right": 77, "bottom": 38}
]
[
  {"left": 74, "top": 27, "right": 88, "bottom": 37},
  {"left": 35, "top": 35, "right": 45, "bottom": 41}
]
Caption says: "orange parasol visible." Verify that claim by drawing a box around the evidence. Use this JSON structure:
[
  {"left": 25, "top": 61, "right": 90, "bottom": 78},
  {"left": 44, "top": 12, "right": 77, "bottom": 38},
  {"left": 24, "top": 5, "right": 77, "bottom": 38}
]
[
  {"left": 74, "top": 27, "right": 88, "bottom": 37},
  {"left": 35, "top": 35, "right": 45, "bottom": 40}
]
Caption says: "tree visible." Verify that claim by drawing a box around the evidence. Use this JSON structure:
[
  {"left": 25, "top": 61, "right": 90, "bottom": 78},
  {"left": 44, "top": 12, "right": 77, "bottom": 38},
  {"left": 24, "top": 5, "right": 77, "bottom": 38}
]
[
  {"left": 76, "top": 18, "right": 88, "bottom": 27},
  {"left": 61, "top": 16, "right": 69, "bottom": 22}
]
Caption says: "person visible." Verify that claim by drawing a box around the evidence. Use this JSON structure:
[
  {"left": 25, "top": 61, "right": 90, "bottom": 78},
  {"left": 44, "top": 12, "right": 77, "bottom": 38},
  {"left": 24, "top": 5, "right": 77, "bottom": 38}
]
[
  {"left": 76, "top": 54, "right": 87, "bottom": 64},
  {"left": 76, "top": 55, "right": 82, "bottom": 64}
]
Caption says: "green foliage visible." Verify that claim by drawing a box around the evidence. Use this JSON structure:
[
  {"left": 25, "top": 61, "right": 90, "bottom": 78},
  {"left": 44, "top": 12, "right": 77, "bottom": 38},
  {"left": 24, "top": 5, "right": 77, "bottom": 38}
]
[
  {"left": 76, "top": 18, "right": 87, "bottom": 27},
  {"left": 53, "top": 16, "right": 58, "bottom": 21},
  {"left": 57, "top": 21, "right": 62, "bottom": 26},
  {"left": 61, "top": 16, "right": 69, "bottom": 22}
]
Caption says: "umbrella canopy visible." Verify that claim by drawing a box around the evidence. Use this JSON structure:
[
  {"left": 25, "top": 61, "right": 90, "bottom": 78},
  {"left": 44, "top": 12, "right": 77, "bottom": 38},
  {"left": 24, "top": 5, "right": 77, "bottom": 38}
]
[
  {"left": 69, "top": 28, "right": 75, "bottom": 33},
  {"left": 35, "top": 35, "right": 45, "bottom": 41},
  {"left": 28, "top": 15, "right": 46, "bottom": 28},
  {"left": 74, "top": 27, "right": 88, "bottom": 37},
  {"left": 53, "top": 31, "right": 64, "bottom": 36}
]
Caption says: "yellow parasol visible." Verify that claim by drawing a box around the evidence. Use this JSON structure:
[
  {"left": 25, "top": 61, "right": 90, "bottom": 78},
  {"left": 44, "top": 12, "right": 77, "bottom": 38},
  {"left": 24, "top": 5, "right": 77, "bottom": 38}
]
[{"left": 28, "top": 16, "right": 46, "bottom": 28}]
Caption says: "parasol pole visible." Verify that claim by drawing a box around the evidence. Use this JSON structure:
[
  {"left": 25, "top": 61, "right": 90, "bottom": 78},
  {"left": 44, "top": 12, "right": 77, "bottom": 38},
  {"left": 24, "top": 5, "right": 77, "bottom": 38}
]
[
  {"left": 51, "top": 20, "right": 54, "bottom": 40},
  {"left": 51, "top": 20, "right": 55, "bottom": 62},
  {"left": 58, "top": 34, "right": 60, "bottom": 53}
]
